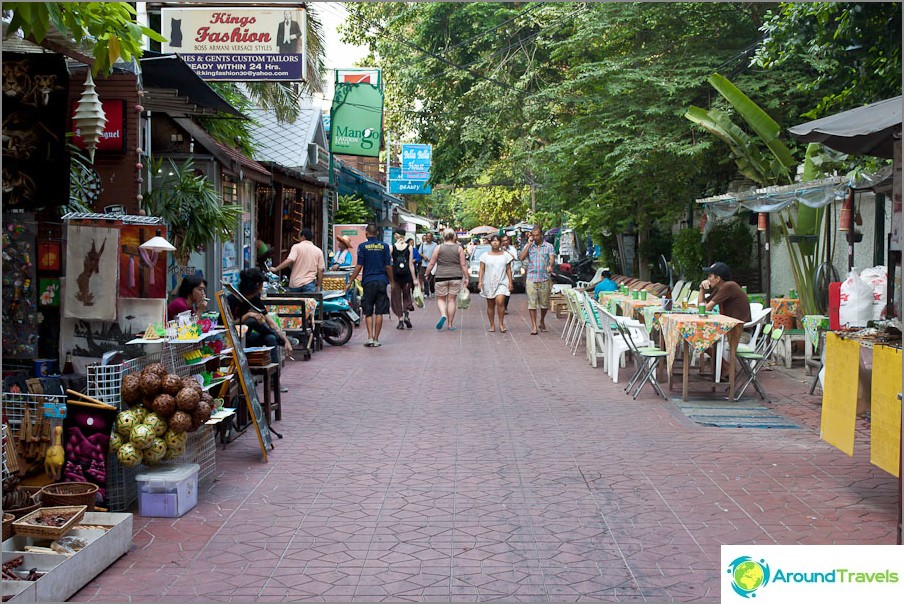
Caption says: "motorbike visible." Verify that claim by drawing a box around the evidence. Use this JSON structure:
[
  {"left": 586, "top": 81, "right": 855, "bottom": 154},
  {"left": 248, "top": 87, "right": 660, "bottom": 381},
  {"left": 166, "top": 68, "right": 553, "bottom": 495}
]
[
  {"left": 320, "top": 291, "right": 358, "bottom": 346},
  {"left": 552, "top": 255, "right": 597, "bottom": 286},
  {"left": 262, "top": 259, "right": 288, "bottom": 295}
]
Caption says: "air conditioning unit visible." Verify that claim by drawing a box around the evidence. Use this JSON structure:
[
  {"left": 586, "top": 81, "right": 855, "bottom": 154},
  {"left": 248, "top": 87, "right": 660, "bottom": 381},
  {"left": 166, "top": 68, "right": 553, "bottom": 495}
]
[{"left": 307, "top": 143, "right": 319, "bottom": 167}]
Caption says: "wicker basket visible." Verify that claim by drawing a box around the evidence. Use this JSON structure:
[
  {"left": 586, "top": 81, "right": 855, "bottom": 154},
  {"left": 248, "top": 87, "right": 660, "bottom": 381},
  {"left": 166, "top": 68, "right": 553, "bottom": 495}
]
[
  {"left": 40, "top": 482, "right": 99, "bottom": 511},
  {"left": 4, "top": 488, "right": 42, "bottom": 519},
  {"left": 12, "top": 505, "right": 86, "bottom": 540},
  {"left": 2, "top": 513, "right": 13, "bottom": 542}
]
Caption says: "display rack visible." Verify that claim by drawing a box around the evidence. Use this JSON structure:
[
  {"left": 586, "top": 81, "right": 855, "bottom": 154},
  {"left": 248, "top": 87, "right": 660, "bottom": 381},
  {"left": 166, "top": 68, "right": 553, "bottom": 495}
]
[{"left": 91, "top": 329, "right": 229, "bottom": 512}]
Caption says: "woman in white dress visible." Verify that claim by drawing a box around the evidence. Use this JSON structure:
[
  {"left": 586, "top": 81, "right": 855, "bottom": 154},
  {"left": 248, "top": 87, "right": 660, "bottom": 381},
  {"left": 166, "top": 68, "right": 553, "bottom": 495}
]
[{"left": 478, "top": 235, "right": 514, "bottom": 333}]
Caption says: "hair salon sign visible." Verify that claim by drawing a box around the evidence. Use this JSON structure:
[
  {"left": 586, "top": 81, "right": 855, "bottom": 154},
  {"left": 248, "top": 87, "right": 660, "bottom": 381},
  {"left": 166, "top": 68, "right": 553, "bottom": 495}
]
[{"left": 160, "top": 7, "right": 307, "bottom": 81}]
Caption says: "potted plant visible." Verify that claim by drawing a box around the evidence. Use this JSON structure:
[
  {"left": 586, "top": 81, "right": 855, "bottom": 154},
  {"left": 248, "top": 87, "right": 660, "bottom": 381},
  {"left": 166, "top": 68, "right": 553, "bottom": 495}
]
[{"left": 140, "top": 158, "right": 242, "bottom": 267}]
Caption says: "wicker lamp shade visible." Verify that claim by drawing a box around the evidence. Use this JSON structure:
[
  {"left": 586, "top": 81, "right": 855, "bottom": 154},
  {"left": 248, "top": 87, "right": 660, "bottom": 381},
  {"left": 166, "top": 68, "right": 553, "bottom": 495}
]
[{"left": 73, "top": 71, "right": 107, "bottom": 163}]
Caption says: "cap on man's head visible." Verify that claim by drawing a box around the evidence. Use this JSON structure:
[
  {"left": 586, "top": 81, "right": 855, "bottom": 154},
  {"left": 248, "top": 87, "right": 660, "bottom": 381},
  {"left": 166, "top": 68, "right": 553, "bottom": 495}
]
[{"left": 703, "top": 262, "right": 731, "bottom": 280}]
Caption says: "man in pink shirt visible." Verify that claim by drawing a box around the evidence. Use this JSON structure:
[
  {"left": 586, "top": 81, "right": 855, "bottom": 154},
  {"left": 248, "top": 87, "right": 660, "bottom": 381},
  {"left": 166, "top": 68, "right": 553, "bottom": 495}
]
[{"left": 269, "top": 228, "right": 325, "bottom": 292}]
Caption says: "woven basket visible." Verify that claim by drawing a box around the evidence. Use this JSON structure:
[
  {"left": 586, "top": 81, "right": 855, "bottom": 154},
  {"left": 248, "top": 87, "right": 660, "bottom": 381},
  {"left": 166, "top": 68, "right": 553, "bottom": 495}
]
[
  {"left": 5, "top": 488, "right": 42, "bottom": 519},
  {"left": 40, "top": 482, "right": 99, "bottom": 511},
  {"left": 12, "top": 505, "right": 86, "bottom": 540},
  {"left": 2, "top": 513, "right": 13, "bottom": 542}
]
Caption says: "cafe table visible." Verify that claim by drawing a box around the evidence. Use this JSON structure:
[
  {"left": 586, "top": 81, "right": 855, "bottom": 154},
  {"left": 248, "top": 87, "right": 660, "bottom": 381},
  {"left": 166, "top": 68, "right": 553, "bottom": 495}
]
[
  {"left": 658, "top": 312, "right": 744, "bottom": 401},
  {"left": 598, "top": 292, "right": 630, "bottom": 315},
  {"left": 617, "top": 296, "right": 661, "bottom": 322}
]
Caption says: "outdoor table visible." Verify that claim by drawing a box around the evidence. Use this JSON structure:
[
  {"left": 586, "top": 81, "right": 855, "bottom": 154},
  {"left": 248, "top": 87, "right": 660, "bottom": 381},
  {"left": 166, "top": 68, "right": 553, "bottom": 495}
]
[
  {"left": 771, "top": 297, "right": 800, "bottom": 329},
  {"left": 642, "top": 306, "right": 700, "bottom": 334},
  {"left": 658, "top": 312, "right": 743, "bottom": 401},
  {"left": 617, "top": 296, "right": 661, "bottom": 322},
  {"left": 598, "top": 292, "right": 630, "bottom": 315}
]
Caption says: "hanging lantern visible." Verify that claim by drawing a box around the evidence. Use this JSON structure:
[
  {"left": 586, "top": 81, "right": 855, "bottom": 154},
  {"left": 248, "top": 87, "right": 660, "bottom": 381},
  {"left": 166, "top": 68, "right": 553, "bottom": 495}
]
[
  {"left": 839, "top": 190, "right": 853, "bottom": 232},
  {"left": 73, "top": 71, "right": 107, "bottom": 163},
  {"left": 757, "top": 212, "right": 768, "bottom": 232},
  {"left": 699, "top": 211, "right": 708, "bottom": 234}
]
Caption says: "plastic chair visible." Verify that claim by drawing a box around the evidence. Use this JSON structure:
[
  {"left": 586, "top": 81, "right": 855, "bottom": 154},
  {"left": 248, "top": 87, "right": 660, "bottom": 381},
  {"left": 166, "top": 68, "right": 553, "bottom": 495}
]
[
  {"left": 749, "top": 302, "right": 763, "bottom": 316},
  {"left": 671, "top": 280, "right": 685, "bottom": 300},
  {"left": 560, "top": 288, "right": 581, "bottom": 341},
  {"left": 580, "top": 292, "right": 610, "bottom": 369},
  {"left": 616, "top": 321, "right": 668, "bottom": 400},
  {"left": 734, "top": 326, "right": 785, "bottom": 401},
  {"left": 599, "top": 307, "right": 652, "bottom": 383},
  {"left": 713, "top": 308, "right": 773, "bottom": 383}
]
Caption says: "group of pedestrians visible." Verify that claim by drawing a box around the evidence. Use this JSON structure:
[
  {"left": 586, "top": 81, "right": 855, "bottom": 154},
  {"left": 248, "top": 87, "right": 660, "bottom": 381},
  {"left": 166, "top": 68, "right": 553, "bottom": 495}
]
[{"left": 342, "top": 224, "right": 558, "bottom": 345}]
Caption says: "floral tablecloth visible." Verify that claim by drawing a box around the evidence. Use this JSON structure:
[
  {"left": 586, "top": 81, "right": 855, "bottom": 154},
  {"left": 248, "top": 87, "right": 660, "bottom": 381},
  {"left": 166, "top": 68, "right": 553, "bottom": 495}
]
[
  {"left": 269, "top": 300, "right": 319, "bottom": 330},
  {"left": 802, "top": 314, "right": 830, "bottom": 348},
  {"left": 658, "top": 313, "right": 743, "bottom": 375},
  {"left": 618, "top": 296, "right": 661, "bottom": 321},
  {"left": 642, "top": 307, "right": 702, "bottom": 333},
  {"left": 771, "top": 298, "right": 800, "bottom": 329},
  {"left": 598, "top": 292, "right": 630, "bottom": 315}
]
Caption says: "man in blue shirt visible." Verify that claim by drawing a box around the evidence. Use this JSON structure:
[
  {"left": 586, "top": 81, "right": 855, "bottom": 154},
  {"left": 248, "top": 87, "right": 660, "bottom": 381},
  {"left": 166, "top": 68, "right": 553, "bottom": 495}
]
[
  {"left": 346, "top": 224, "right": 394, "bottom": 347},
  {"left": 592, "top": 270, "right": 619, "bottom": 298}
]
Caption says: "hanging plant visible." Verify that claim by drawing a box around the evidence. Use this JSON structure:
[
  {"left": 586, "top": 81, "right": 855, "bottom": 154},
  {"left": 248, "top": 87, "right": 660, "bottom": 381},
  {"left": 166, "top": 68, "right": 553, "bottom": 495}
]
[{"left": 140, "top": 158, "right": 243, "bottom": 267}]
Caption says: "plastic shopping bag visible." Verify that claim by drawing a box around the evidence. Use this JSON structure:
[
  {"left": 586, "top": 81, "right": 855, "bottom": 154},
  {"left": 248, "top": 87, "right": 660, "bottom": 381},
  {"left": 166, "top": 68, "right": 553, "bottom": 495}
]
[
  {"left": 413, "top": 286, "right": 424, "bottom": 308},
  {"left": 456, "top": 287, "right": 471, "bottom": 310},
  {"left": 839, "top": 268, "right": 873, "bottom": 327},
  {"left": 860, "top": 265, "right": 888, "bottom": 320}
]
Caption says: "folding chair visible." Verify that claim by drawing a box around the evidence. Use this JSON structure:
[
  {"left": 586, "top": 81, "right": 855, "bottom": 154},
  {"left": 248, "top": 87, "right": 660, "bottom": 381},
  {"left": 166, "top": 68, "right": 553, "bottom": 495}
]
[
  {"left": 734, "top": 326, "right": 785, "bottom": 401},
  {"left": 616, "top": 321, "right": 668, "bottom": 400},
  {"left": 712, "top": 308, "right": 773, "bottom": 382}
]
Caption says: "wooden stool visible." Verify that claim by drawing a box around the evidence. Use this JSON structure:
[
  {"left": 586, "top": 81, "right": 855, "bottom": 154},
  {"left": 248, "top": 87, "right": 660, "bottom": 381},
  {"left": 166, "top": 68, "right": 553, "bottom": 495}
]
[{"left": 250, "top": 362, "right": 282, "bottom": 424}]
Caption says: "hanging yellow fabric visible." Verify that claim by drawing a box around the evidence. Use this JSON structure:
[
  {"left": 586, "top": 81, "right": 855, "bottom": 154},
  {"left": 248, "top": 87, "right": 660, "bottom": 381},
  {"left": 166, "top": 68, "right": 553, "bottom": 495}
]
[
  {"left": 820, "top": 333, "right": 860, "bottom": 456},
  {"left": 870, "top": 344, "right": 901, "bottom": 476}
]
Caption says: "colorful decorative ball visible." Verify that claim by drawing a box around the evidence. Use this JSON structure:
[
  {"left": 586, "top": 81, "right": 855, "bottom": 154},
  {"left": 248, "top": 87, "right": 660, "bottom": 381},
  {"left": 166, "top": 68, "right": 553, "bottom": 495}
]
[
  {"left": 164, "top": 429, "right": 186, "bottom": 448},
  {"left": 131, "top": 405, "right": 148, "bottom": 424},
  {"left": 117, "top": 442, "right": 142, "bottom": 467},
  {"left": 108, "top": 432, "right": 123, "bottom": 453},
  {"left": 142, "top": 437, "right": 167, "bottom": 464},
  {"left": 141, "top": 447, "right": 161, "bottom": 466},
  {"left": 163, "top": 441, "right": 184, "bottom": 459},
  {"left": 115, "top": 410, "right": 137, "bottom": 436},
  {"left": 129, "top": 423, "right": 155, "bottom": 450},
  {"left": 144, "top": 412, "right": 168, "bottom": 436}
]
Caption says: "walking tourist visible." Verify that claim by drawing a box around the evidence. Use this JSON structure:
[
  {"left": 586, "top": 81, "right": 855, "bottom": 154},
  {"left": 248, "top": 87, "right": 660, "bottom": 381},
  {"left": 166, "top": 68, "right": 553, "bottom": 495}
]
[
  {"left": 269, "top": 228, "right": 324, "bottom": 292},
  {"left": 478, "top": 235, "right": 514, "bottom": 333},
  {"left": 520, "top": 226, "right": 557, "bottom": 335},
  {"left": 417, "top": 232, "right": 438, "bottom": 297},
  {"left": 424, "top": 228, "right": 468, "bottom": 330},
  {"left": 501, "top": 234, "right": 518, "bottom": 313},
  {"left": 345, "top": 224, "right": 394, "bottom": 347},
  {"left": 408, "top": 238, "right": 422, "bottom": 291},
  {"left": 698, "top": 262, "right": 751, "bottom": 322},
  {"left": 391, "top": 228, "right": 417, "bottom": 329},
  {"left": 167, "top": 274, "right": 208, "bottom": 320}
]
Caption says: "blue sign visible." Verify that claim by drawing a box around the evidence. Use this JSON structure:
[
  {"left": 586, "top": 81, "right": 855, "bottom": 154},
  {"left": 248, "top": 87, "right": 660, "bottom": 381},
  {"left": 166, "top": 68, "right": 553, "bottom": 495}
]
[
  {"left": 401, "top": 144, "right": 432, "bottom": 180},
  {"left": 389, "top": 167, "right": 432, "bottom": 195}
]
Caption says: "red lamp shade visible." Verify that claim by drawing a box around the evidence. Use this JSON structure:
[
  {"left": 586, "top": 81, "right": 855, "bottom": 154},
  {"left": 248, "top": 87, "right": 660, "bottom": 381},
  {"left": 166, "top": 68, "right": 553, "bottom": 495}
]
[{"left": 757, "top": 212, "right": 768, "bottom": 232}]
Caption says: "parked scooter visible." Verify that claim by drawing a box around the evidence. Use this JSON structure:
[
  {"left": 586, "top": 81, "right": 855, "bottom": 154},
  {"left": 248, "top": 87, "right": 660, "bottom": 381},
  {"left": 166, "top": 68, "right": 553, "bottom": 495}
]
[
  {"left": 552, "top": 256, "right": 596, "bottom": 286},
  {"left": 262, "top": 259, "right": 287, "bottom": 294},
  {"left": 320, "top": 291, "right": 358, "bottom": 346}
]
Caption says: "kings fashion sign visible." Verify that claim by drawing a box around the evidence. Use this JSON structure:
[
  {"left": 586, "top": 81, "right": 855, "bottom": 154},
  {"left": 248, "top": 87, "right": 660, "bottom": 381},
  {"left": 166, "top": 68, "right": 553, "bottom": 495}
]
[
  {"left": 161, "top": 7, "right": 306, "bottom": 81},
  {"left": 329, "top": 83, "right": 384, "bottom": 158}
]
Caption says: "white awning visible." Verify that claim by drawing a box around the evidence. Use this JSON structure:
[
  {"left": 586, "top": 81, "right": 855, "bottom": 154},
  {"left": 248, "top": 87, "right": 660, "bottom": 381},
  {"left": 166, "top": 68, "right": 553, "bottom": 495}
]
[{"left": 395, "top": 207, "right": 434, "bottom": 228}]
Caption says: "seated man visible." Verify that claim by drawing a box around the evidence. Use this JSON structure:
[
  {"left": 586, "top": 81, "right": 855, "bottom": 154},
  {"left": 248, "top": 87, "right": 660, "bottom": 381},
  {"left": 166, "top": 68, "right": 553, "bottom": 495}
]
[
  {"left": 591, "top": 270, "right": 619, "bottom": 298},
  {"left": 698, "top": 262, "right": 751, "bottom": 322}
]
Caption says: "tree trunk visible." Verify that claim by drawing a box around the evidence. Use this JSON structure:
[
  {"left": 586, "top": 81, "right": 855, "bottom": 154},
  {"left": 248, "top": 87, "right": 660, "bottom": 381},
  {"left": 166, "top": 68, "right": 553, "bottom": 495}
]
[{"left": 637, "top": 222, "right": 650, "bottom": 281}]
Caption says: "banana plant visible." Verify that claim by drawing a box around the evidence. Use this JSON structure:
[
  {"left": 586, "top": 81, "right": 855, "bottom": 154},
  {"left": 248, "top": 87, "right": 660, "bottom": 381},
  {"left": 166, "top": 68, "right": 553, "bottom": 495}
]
[{"left": 686, "top": 73, "right": 826, "bottom": 315}]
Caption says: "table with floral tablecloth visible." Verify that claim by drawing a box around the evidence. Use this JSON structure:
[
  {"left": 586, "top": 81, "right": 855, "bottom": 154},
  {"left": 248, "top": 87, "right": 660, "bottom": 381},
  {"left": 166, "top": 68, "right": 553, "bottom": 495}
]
[
  {"left": 771, "top": 298, "right": 800, "bottom": 329},
  {"left": 802, "top": 314, "right": 830, "bottom": 348},
  {"left": 643, "top": 307, "right": 700, "bottom": 333},
  {"left": 658, "top": 312, "right": 743, "bottom": 400},
  {"left": 618, "top": 296, "right": 661, "bottom": 321},
  {"left": 598, "top": 292, "right": 630, "bottom": 315}
]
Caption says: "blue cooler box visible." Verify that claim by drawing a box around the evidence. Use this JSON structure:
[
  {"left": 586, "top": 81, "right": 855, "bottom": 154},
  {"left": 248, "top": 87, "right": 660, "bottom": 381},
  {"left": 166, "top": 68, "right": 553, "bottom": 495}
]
[{"left": 135, "top": 463, "right": 200, "bottom": 517}]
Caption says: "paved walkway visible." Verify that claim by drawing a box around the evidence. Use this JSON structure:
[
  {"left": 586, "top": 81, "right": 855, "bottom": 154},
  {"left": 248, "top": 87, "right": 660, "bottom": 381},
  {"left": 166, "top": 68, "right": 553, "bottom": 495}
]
[{"left": 73, "top": 294, "right": 898, "bottom": 602}]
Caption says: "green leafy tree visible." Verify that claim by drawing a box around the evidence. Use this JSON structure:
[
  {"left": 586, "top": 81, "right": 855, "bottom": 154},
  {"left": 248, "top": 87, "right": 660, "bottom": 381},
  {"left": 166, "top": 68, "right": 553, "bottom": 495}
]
[
  {"left": 4, "top": 2, "right": 164, "bottom": 75},
  {"left": 752, "top": 2, "right": 902, "bottom": 117},
  {"left": 335, "top": 195, "right": 372, "bottom": 224}
]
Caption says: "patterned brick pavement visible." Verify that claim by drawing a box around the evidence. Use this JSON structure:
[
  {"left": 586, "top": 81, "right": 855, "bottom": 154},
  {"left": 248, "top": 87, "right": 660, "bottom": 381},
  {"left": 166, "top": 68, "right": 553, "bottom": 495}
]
[{"left": 71, "top": 294, "right": 898, "bottom": 602}]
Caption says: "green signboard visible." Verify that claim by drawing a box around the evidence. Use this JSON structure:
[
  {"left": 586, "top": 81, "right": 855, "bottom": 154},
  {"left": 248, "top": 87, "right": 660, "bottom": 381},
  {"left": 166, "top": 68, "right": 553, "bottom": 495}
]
[{"left": 329, "top": 82, "right": 384, "bottom": 157}]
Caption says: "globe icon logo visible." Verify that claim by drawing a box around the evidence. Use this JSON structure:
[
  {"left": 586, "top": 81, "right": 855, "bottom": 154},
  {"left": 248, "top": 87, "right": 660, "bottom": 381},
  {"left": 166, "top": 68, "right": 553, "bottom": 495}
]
[{"left": 727, "top": 556, "right": 770, "bottom": 598}]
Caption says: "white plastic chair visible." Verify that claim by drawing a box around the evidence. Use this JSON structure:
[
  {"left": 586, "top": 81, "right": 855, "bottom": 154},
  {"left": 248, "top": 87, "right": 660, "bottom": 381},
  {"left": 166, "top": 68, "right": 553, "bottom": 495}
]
[
  {"left": 598, "top": 306, "right": 651, "bottom": 383},
  {"left": 671, "top": 280, "right": 685, "bottom": 301},
  {"left": 580, "top": 292, "right": 610, "bottom": 369},
  {"left": 712, "top": 307, "right": 773, "bottom": 383}
]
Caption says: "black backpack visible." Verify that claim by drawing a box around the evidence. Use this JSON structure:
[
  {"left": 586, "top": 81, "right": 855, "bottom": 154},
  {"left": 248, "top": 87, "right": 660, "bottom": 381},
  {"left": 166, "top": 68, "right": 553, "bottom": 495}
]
[{"left": 392, "top": 245, "right": 411, "bottom": 278}]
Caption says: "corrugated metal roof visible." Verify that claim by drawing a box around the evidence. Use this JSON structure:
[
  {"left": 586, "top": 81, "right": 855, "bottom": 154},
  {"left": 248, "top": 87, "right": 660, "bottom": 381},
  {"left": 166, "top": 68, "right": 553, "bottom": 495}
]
[{"left": 248, "top": 104, "right": 328, "bottom": 170}]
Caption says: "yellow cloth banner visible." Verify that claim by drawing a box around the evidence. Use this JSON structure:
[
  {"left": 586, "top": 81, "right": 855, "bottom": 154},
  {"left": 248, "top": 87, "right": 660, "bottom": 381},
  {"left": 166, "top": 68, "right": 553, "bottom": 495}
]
[
  {"left": 820, "top": 333, "right": 860, "bottom": 456},
  {"left": 870, "top": 345, "right": 901, "bottom": 476}
]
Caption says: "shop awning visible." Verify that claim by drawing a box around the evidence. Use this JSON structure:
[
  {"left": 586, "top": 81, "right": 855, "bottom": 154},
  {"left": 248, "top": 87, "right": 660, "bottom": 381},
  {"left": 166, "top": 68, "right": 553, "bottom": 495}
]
[
  {"left": 396, "top": 208, "right": 435, "bottom": 228},
  {"left": 140, "top": 54, "right": 245, "bottom": 118},
  {"left": 788, "top": 96, "right": 902, "bottom": 159},
  {"left": 173, "top": 117, "right": 271, "bottom": 183}
]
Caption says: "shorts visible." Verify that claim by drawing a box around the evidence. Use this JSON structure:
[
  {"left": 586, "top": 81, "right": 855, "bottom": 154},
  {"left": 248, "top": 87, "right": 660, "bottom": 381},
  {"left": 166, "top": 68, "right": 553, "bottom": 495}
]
[
  {"left": 526, "top": 280, "right": 551, "bottom": 310},
  {"left": 434, "top": 279, "right": 462, "bottom": 297},
  {"left": 361, "top": 281, "right": 390, "bottom": 315}
]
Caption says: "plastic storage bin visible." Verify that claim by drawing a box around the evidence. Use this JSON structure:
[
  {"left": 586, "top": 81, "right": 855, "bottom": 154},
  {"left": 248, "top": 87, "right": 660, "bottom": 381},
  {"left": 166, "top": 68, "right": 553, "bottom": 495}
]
[{"left": 134, "top": 463, "right": 200, "bottom": 517}]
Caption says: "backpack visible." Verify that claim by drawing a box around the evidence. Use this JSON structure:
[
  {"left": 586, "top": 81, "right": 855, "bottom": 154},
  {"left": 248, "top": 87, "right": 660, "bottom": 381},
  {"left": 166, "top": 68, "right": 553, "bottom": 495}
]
[{"left": 392, "top": 244, "right": 411, "bottom": 278}]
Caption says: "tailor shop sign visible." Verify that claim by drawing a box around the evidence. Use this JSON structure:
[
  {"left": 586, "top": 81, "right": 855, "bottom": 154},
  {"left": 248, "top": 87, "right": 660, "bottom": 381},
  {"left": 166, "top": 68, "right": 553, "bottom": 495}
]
[
  {"left": 329, "top": 82, "right": 384, "bottom": 158},
  {"left": 160, "top": 7, "right": 306, "bottom": 81}
]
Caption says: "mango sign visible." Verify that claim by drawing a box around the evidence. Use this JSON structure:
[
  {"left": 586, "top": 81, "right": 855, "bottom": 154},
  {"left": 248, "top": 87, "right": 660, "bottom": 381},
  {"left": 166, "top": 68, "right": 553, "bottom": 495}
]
[{"left": 161, "top": 7, "right": 307, "bottom": 81}]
